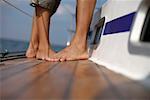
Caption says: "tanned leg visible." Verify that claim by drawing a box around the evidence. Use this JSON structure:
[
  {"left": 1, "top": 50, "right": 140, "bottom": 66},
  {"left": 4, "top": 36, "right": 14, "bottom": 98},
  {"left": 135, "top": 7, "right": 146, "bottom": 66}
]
[
  {"left": 48, "top": 0, "right": 96, "bottom": 61},
  {"left": 36, "top": 6, "right": 55, "bottom": 60},
  {"left": 26, "top": 10, "right": 39, "bottom": 58}
]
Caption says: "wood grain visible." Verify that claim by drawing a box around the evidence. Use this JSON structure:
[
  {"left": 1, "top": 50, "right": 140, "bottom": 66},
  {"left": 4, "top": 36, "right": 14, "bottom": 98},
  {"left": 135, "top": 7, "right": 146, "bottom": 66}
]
[{"left": 0, "top": 58, "right": 149, "bottom": 100}]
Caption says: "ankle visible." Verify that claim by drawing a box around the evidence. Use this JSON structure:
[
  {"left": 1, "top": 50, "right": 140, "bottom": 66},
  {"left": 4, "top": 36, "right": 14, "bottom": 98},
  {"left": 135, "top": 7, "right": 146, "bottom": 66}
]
[
  {"left": 29, "top": 42, "right": 38, "bottom": 50},
  {"left": 70, "top": 41, "right": 87, "bottom": 51},
  {"left": 71, "top": 37, "right": 87, "bottom": 49}
]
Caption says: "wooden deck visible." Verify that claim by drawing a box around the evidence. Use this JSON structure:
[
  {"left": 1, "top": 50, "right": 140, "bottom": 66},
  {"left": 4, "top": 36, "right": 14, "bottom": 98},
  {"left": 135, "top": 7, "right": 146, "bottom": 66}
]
[{"left": 0, "top": 58, "right": 150, "bottom": 100}]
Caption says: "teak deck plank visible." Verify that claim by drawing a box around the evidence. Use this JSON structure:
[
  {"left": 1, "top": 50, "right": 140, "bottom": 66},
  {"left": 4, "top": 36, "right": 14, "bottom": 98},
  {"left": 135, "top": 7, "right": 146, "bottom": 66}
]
[{"left": 0, "top": 58, "right": 149, "bottom": 100}]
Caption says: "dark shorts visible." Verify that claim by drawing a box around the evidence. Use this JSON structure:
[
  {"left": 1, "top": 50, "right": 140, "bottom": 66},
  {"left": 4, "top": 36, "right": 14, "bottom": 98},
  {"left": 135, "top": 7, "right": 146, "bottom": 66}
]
[{"left": 30, "top": 0, "right": 61, "bottom": 16}]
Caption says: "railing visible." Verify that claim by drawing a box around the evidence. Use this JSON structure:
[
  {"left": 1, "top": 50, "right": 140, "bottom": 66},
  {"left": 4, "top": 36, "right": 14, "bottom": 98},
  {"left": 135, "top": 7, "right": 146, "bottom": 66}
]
[{"left": 0, "top": 51, "right": 26, "bottom": 62}]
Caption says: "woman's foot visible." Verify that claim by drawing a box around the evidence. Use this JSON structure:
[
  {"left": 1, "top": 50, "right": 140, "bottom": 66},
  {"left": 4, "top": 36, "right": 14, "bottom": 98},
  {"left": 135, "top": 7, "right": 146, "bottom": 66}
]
[
  {"left": 47, "top": 41, "right": 89, "bottom": 62},
  {"left": 36, "top": 48, "right": 56, "bottom": 60}
]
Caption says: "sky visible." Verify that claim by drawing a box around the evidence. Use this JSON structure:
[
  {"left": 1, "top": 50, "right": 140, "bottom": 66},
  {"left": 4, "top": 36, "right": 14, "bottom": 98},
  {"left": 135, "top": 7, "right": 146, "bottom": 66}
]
[{"left": 0, "top": 0, "right": 107, "bottom": 46}]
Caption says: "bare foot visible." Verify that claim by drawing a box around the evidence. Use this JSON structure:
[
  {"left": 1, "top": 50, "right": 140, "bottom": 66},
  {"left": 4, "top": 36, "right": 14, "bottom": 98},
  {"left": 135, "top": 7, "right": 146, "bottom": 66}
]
[
  {"left": 47, "top": 44, "right": 89, "bottom": 62},
  {"left": 36, "top": 48, "right": 56, "bottom": 60},
  {"left": 26, "top": 43, "right": 38, "bottom": 58}
]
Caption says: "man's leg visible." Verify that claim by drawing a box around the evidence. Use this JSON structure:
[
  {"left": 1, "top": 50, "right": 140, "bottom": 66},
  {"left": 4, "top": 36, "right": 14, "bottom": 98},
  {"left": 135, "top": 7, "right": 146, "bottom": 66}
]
[
  {"left": 26, "top": 6, "right": 55, "bottom": 59},
  {"left": 36, "top": 6, "right": 55, "bottom": 60},
  {"left": 26, "top": 10, "right": 39, "bottom": 58},
  {"left": 48, "top": 0, "right": 96, "bottom": 61}
]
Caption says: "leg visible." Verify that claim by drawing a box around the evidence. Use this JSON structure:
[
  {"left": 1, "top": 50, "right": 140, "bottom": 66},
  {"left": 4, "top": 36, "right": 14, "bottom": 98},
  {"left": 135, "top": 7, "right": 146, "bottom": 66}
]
[
  {"left": 36, "top": 6, "right": 55, "bottom": 60},
  {"left": 48, "top": 0, "right": 96, "bottom": 61},
  {"left": 26, "top": 10, "right": 39, "bottom": 58}
]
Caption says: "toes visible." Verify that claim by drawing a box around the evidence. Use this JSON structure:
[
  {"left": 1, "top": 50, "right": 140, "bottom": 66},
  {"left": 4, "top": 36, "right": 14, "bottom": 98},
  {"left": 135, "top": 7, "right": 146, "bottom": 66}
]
[
  {"left": 60, "top": 57, "right": 66, "bottom": 62},
  {"left": 66, "top": 57, "right": 74, "bottom": 61},
  {"left": 37, "top": 56, "right": 45, "bottom": 60},
  {"left": 50, "top": 56, "right": 60, "bottom": 62},
  {"left": 53, "top": 53, "right": 65, "bottom": 62},
  {"left": 66, "top": 55, "right": 89, "bottom": 61},
  {"left": 48, "top": 54, "right": 66, "bottom": 62},
  {"left": 47, "top": 55, "right": 60, "bottom": 62},
  {"left": 46, "top": 57, "right": 56, "bottom": 62},
  {"left": 53, "top": 58, "right": 60, "bottom": 62}
]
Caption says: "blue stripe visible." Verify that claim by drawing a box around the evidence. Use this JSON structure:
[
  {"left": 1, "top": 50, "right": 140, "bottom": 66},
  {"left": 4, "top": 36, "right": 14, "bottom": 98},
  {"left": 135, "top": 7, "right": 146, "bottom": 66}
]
[{"left": 103, "top": 12, "right": 136, "bottom": 35}]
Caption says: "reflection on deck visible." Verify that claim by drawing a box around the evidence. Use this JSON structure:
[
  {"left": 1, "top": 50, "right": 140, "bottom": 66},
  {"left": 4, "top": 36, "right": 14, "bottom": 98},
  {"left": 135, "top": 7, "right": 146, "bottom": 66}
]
[{"left": 0, "top": 59, "right": 150, "bottom": 99}]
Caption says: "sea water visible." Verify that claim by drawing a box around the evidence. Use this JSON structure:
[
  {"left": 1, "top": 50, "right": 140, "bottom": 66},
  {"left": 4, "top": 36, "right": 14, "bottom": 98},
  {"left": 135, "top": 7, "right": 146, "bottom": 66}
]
[{"left": 0, "top": 38, "right": 65, "bottom": 55}]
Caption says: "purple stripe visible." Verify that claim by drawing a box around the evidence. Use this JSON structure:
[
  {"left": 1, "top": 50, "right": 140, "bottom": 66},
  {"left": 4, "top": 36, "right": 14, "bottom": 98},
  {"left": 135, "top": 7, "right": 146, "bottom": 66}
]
[{"left": 103, "top": 12, "right": 136, "bottom": 35}]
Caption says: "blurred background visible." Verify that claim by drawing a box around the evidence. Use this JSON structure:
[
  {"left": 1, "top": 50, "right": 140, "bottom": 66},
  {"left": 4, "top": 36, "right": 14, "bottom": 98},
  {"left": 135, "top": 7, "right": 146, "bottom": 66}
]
[{"left": 0, "top": 0, "right": 106, "bottom": 57}]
